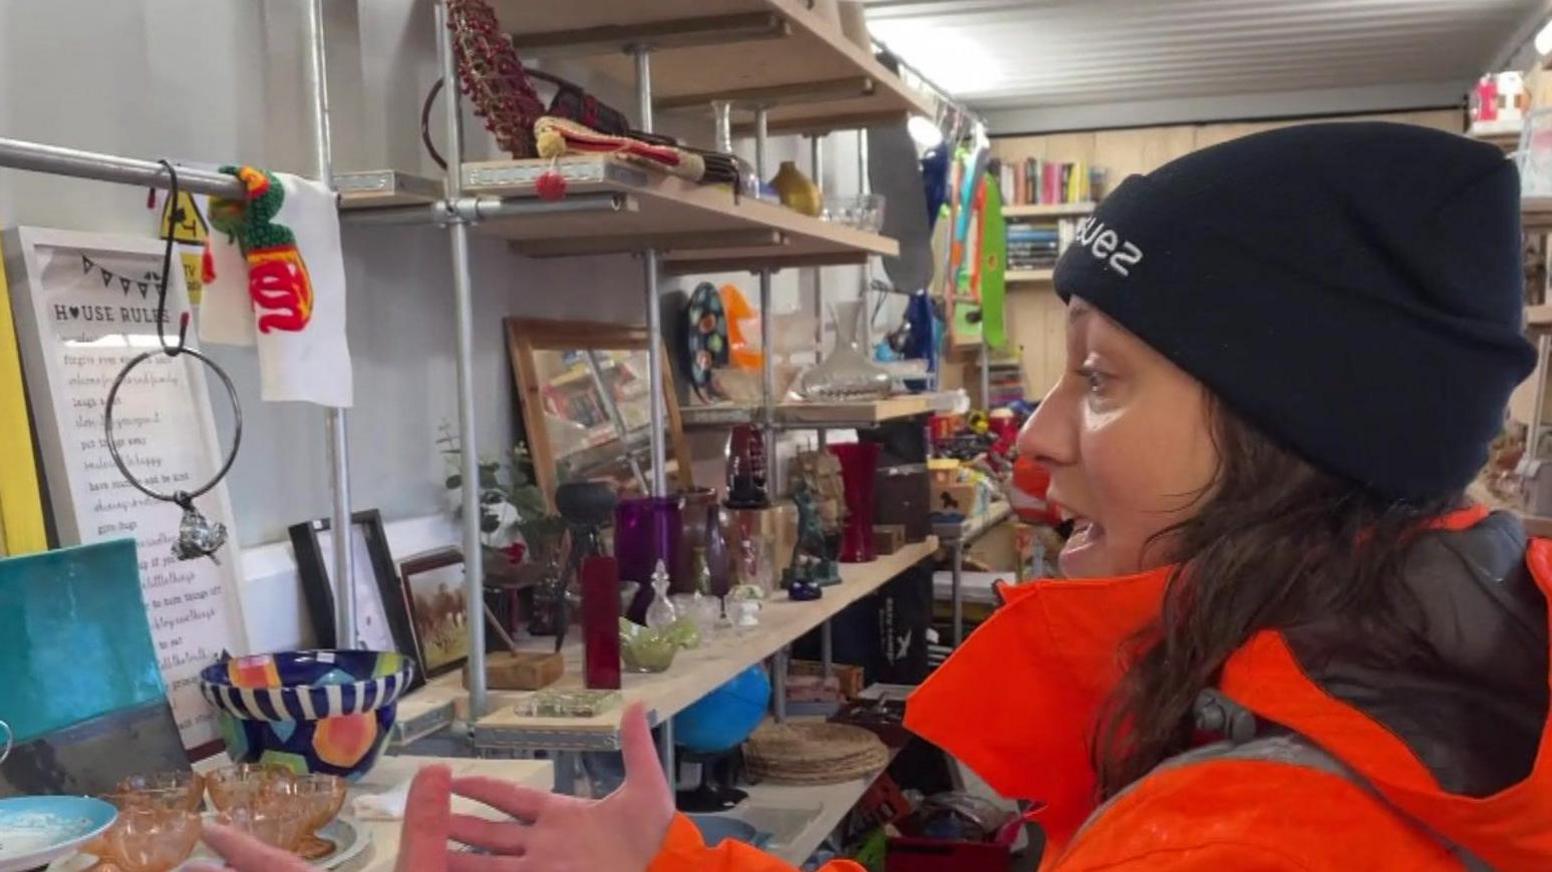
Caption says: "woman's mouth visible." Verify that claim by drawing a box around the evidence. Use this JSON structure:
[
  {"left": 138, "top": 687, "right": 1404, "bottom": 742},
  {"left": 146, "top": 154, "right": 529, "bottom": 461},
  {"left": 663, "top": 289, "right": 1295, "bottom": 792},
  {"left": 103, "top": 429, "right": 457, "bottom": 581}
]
[{"left": 1059, "top": 514, "right": 1106, "bottom": 576}]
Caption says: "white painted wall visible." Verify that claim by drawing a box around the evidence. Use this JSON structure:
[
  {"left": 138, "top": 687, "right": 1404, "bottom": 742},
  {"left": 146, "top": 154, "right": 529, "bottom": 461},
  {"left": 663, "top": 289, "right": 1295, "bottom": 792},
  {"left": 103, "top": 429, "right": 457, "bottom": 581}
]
[{"left": 0, "top": 1, "right": 895, "bottom": 650}]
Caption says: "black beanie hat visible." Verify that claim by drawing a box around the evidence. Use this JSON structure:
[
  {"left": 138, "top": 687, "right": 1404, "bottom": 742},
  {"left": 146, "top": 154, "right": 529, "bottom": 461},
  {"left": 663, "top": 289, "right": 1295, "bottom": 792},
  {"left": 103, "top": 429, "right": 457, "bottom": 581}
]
[{"left": 1053, "top": 122, "right": 1536, "bottom": 502}]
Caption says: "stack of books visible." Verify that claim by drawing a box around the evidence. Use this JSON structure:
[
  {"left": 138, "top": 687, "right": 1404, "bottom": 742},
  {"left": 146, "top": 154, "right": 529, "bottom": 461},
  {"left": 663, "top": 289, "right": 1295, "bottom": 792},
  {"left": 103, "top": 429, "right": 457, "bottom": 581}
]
[
  {"left": 1007, "top": 221, "right": 1061, "bottom": 270},
  {"left": 997, "top": 158, "right": 1095, "bottom": 205}
]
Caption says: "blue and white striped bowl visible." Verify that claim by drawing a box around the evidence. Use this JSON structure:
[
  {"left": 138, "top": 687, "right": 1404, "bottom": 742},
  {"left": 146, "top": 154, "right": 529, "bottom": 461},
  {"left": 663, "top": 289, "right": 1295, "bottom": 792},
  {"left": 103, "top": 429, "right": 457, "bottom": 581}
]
[{"left": 199, "top": 650, "right": 415, "bottom": 781}]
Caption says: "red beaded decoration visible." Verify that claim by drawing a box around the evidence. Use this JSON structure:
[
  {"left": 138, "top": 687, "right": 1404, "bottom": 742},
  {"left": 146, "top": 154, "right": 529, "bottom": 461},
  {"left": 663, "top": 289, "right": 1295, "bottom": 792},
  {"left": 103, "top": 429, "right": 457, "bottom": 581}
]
[{"left": 445, "top": 0, "right": 546, "bottom": 159}]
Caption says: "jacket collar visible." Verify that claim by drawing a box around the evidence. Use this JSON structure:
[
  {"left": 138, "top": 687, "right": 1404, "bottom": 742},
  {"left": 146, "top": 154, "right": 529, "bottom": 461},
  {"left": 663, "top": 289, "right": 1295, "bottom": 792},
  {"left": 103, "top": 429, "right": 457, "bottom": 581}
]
[{"left": 902, "top": 504, "right": 1508, "bottom": 856}]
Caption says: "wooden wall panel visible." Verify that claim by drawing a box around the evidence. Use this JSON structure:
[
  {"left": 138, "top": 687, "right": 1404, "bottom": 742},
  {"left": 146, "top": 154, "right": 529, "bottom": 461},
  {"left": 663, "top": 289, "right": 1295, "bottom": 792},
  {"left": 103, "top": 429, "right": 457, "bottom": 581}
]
[
  {"left": 990, "top": 108, "right": 1465, "bottom": 398},
  {"left": 1091, "top": 125, "right": 1196, "bottom": 185}
]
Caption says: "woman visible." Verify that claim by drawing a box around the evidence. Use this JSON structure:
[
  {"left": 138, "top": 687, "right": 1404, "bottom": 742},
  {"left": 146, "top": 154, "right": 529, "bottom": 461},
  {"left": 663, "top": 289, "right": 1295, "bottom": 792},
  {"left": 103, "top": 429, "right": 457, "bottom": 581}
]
[{"left": 202, "top": 123, "right": 1552, "bottom": 871}]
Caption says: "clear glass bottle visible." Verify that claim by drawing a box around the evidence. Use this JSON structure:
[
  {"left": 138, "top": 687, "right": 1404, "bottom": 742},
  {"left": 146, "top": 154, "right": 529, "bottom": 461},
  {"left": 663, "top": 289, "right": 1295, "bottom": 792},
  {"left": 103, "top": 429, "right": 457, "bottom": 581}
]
[
  {"left": 796, "top": 299, "right": 893, "bottom": 401},
  {"left": 644, "top": 560, "right": 677, "bottom": 631}
]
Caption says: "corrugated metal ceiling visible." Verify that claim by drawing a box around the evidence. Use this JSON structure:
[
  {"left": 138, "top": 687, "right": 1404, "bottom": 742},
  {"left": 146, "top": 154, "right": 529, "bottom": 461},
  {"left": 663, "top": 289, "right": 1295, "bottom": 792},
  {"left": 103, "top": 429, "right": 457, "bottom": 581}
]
[{"left": 863, "top": 0, "right": 1549, "bottom": 131}]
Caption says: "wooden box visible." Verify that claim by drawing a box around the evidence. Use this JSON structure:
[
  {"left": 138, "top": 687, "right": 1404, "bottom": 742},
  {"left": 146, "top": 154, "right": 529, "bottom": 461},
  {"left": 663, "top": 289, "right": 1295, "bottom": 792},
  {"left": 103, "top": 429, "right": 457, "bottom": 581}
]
[
  {"left": 789, "top": 659, "right": 865, "bottom": 699},
  {"left": 873, "top": 524, "right": 906, "bottom": 555},
  {"left": 464, "top": 650, "right": 564, "bottom": 691}
]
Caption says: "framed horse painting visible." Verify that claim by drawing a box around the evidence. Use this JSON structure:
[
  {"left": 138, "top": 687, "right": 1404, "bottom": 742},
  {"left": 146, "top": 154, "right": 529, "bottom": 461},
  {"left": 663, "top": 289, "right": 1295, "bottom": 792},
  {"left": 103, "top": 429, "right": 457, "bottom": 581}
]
[{"left": 397, "top": 548, "right": 469, "bottom": 680}]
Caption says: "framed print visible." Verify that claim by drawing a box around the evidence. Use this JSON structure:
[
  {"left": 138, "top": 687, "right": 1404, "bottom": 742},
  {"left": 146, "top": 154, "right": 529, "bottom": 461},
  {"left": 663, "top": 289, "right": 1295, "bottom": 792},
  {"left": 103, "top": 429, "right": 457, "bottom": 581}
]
[
  {"left": 3, "top": 226, "right": 248, "bottom": 755},
  {"left": 288, "top": 509, "right": 423, "bottom": 691},
  {"left": 399, "top": 547, "right": 470, "bottom": 680}
]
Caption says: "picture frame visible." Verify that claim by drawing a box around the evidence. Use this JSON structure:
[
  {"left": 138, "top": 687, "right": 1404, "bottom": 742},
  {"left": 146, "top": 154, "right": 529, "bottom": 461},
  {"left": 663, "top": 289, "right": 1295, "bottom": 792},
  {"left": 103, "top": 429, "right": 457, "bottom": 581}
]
[
  {"left": 288, "top": 509, "right": 424, "bottom": 692},
  {"left": 505, "top": 317, "right": 694, "bottom": 509},
  {"left": 3, "top": 226, "right": 248, "bottom": 754},
  {"left": 398, "top": 547, "right": 471, "bottom": 680}
]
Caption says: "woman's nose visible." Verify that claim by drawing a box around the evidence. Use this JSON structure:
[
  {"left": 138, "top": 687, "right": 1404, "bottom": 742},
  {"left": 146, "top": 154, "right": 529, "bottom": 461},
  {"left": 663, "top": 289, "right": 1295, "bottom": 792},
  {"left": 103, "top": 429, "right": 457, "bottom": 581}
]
[{"left": 1019, "top": 379, "right": 1076, "bottom": 467}]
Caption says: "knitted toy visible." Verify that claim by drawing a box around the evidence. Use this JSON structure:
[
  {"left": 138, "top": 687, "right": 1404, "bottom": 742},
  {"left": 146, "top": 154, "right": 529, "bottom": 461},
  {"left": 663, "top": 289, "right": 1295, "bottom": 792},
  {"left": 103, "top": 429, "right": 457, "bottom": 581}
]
[{"left": 209, "top": 166, "right": 315, "bottom": 334}]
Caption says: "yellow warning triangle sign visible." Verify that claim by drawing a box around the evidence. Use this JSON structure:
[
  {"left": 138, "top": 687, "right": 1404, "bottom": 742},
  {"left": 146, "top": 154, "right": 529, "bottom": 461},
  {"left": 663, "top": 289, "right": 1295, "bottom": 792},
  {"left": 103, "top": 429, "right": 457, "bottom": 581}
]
[{"left": 159, "top": 190, "right": 209, "bottom": 245}]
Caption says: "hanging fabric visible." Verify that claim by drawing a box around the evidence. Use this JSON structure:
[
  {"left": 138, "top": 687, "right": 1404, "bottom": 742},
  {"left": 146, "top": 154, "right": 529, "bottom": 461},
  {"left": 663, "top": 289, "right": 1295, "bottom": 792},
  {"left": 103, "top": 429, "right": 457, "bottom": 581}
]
[{"left": 203, "top": 167, "right": 354, "bottom": 408}]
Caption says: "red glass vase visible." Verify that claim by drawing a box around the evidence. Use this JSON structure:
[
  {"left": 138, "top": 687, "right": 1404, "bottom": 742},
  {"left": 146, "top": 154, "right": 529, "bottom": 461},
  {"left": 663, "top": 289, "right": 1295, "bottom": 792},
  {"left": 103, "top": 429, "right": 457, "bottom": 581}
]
[
  {"left": 829, "top": 441, "right": 880, "bottom": 563},
  {"left": 580, "top": 556, "right": 621, "bottom": 690}
]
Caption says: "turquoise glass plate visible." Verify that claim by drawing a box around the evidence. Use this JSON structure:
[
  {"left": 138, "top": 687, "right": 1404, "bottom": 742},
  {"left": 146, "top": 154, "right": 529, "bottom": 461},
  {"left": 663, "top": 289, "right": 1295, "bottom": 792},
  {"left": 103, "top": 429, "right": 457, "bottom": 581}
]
[{"left": 0, "top": 796, "right": 116, "bottom": 872}]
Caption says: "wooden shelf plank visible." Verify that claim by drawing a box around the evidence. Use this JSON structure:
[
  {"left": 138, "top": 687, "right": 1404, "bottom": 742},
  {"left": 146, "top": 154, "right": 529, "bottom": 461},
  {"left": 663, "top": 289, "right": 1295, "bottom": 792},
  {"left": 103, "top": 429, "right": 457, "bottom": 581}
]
[
  {"left": 1003, "top": 202, "right": 1096, "bottom": 218},
  {"left": 460, "top": 155, "right": 897, "bottom": 270},
  {"left": 470, "top": 538, "right": 938, "bottom": 749},
  {"left": 389, "top": 670, "right": 464, "bottom": 748},
  {"left": 489, "top": 0, "right": 934, "bottom": 134},
  {"left": 1528, "top": 303, "right": 1552, "bottom": 330},
  {"left": 726, "top": 759, "right": 883, "bottom": 865},
  {"left": 335, "top": 170, "right": 442, "bottom": 209},
  {"left": 1005, "top": 268, "right": 1054, "bottom": 283},
  {"left": 680, "top": 393, "right": 951, "bottom": 429}
]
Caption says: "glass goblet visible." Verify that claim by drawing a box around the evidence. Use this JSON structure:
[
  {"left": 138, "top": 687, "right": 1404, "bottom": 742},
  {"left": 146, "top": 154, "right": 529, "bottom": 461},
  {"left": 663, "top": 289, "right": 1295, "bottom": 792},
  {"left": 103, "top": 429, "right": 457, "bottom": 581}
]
[
  {"left": 104, "top": 805, "right": 201, "bottom": 872},
  {"left": 206, "top": 763, "right": 291, "bottom": 812},
  {"left": 269, "top": 773, "right": 347, "bottom": 860},
  {"left": 118, "top": 771, "right": 206, "bottom": 812},
  {"left": 214, "top": 803, "right": 308, "bottom": 853}
]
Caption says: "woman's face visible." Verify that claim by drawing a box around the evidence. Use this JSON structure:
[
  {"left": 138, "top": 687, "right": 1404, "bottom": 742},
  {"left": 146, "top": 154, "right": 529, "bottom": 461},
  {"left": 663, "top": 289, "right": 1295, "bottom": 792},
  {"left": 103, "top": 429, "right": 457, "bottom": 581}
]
[{"left": 1019, "top": 297, "right": 1219, "bottom": 578}]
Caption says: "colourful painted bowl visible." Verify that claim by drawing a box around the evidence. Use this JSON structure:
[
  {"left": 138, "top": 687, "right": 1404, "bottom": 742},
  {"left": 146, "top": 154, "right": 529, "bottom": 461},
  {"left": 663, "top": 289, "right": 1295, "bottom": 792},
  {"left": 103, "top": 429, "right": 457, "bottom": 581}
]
[{"left": 199, "top": 651, "right": 415, "bottom": 782}]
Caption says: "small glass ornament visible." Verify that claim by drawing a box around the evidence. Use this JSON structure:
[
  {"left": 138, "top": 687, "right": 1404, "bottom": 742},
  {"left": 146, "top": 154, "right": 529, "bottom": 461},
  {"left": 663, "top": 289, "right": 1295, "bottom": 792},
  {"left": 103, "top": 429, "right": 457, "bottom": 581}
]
[
  {"left": 728, "top": 583, "right": 764, "bottom": 629},
  {"left": 644, "top": 560, "right": 677, "bottom": 631}
]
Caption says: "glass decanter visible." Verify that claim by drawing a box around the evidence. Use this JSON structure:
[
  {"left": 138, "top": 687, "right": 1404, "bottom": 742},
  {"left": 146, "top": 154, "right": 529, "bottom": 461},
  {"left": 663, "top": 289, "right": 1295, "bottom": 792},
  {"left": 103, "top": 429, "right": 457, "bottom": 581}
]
[
  {"left": 644, "top": 560, "right": 677, "bottom": 630},
  {"left": 796, "top": 298, "right": 893, "bottom": 401}
]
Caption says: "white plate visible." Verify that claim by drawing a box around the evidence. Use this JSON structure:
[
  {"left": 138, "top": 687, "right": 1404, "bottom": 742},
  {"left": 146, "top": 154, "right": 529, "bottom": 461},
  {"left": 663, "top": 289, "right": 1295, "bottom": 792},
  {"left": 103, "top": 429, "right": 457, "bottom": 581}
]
[
  {"left": 0, "top": 796, "right": 117, "bottom": 872},
  {"left": 49, "top": 816, "right": 369, "bottom": 871}
]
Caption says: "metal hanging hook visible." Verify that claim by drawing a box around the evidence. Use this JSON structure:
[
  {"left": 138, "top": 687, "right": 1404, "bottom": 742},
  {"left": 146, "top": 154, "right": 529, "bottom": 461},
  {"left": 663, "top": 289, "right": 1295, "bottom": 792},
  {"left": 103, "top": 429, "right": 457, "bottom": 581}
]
[{"left": 102, "top": 159, "right": 244, "bottom": 563}]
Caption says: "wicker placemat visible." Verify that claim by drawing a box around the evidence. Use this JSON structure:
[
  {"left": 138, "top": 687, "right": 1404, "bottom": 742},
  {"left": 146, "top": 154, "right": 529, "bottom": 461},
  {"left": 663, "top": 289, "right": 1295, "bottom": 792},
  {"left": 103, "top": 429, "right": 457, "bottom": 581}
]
[{"left": 743, "top": 721, "right": 890, "bottom": 784}]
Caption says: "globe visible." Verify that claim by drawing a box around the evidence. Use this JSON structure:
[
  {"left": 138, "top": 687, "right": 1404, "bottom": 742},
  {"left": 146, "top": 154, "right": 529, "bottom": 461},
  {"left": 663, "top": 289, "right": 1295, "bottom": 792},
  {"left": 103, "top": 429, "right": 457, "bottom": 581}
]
[{"left": 672, "top": 664, "right": 772, "bottom": 754}]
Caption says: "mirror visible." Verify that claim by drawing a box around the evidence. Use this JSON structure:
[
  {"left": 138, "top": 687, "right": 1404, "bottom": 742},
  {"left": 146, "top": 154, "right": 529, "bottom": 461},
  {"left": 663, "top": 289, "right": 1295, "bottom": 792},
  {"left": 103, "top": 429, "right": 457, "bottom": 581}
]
[{"left": 505, "top": 317, "right": 694, "bottom": 509}]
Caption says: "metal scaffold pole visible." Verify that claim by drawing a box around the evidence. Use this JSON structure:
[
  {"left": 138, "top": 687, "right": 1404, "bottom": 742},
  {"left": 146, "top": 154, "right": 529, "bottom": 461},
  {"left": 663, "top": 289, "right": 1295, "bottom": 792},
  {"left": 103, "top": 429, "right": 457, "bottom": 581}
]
[
  {"left": 435, "top": 0, "right": 487, "bottom": 720},
  {"left": 304, "top": 0, "right": 357, "bottom": 650},
  {"left": 636, "top": 46, "right": 669, "bottom": 498},
  {"left": 633, "top": 41, "right": 675, "bottom": 778}
]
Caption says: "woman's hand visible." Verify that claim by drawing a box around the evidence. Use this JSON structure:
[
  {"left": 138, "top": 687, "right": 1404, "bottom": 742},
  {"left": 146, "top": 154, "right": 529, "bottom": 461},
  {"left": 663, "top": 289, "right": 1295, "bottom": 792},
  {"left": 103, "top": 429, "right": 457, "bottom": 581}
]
[
  {"left": 190, "top": 764, "right": 453, "bottom": 872},
  {"left": 443, "top": 702, "right": 675, "bottom": 872}
]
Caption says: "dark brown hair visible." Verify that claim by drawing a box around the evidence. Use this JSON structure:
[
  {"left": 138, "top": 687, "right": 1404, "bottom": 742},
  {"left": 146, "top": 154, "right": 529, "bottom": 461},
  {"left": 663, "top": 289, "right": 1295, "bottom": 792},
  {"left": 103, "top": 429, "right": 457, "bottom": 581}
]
[{"left": 1093, "top": 396, "right": 1458, "bottom": 797}]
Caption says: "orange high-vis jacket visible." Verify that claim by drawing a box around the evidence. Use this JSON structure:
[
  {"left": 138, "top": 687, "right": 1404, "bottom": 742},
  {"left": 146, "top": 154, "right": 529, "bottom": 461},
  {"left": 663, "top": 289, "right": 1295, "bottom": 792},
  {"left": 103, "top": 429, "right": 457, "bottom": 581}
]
[{"left": 649, "top": 506, "right": 1552, "bottom": 870}]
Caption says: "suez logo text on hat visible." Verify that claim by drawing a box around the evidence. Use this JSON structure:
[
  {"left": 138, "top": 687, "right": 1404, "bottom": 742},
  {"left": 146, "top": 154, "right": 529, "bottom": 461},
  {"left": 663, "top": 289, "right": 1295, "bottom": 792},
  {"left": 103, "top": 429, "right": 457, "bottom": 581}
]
[{"left": 1072, "top": 217, "right": 1143, "bottom": 277}]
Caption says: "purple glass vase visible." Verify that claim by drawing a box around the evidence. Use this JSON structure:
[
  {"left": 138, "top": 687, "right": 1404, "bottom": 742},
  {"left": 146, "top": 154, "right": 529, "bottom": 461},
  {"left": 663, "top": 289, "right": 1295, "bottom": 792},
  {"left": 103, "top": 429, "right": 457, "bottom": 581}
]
[
  {"left": 829, "top": 441, "right": 880, "bottom": 563},
  {"left": 614, "top": 496, "right": 681, "bottom": 623}
]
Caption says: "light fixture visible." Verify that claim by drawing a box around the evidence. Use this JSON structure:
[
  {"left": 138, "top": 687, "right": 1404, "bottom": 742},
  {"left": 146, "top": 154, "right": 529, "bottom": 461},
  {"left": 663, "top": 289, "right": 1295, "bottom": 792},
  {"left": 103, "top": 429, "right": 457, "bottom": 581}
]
[
  {"left": 1536, "top": 17, "right": 1552, "bottom": 56},
  {"left": 908, "top": 115, "right": 944, "bottom": 148}
]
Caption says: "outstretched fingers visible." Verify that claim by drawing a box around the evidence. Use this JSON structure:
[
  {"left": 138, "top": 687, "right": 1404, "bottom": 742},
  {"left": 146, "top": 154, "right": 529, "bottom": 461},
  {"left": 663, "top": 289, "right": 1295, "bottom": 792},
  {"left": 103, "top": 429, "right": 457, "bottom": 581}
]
[
  {"left": 450, "top": 776, "right": 548, "bottom": 822},
  {"left": 619, "top": 702, "right": 670, "bottom": 802},
  {"left": 448, "top": 813, "right": 530, "bottom": 855},
  {"left": 397, "top": 764, "right": 454, "bottom": 872}
]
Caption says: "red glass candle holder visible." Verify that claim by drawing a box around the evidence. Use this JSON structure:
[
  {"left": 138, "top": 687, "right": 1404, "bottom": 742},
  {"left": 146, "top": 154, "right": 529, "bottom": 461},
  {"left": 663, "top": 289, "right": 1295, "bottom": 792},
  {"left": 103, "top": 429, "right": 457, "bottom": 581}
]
[
  {"left": 829, "top": 441, "right": 880, "bottom": 563},
  {"left": 580, "top": 556, "right": 621, "bottom": 690}
]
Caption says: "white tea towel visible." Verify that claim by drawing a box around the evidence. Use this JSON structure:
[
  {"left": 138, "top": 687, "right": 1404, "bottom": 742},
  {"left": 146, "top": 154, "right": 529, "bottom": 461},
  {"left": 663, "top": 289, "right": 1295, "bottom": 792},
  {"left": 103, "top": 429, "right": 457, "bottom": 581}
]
[
  {"left": 198, "top": 170, "right": 353, "bottom": 407},
  {"left": 352, "top": 777, "right": 412, "bottom": 821},
  {"left": 257, "top": 173, "right": 352, "bottom": 407}
]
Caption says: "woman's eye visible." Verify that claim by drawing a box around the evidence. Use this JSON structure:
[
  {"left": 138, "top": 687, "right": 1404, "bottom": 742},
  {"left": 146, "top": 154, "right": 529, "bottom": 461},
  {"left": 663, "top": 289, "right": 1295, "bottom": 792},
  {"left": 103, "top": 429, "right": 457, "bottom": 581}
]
[{"left": 1078, "top": 366, "right": 1108, "bottom": 394}]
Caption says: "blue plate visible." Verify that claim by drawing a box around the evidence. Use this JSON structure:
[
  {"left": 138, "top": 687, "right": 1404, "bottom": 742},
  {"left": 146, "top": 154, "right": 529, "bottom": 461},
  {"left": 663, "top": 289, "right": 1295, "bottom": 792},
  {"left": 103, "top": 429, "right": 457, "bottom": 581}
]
[{"left": 0, "top": 796, "right": 116, "bottom": 872}]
